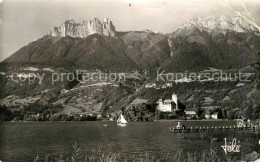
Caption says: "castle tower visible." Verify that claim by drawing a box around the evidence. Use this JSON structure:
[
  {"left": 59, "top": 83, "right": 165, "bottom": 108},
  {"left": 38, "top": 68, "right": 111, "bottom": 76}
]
[
  {"left": 172, "top": 93, "right": 178, "bottom": 110},
  {"left": 158, "top": 97, "right": 163, "bottom": 106}
]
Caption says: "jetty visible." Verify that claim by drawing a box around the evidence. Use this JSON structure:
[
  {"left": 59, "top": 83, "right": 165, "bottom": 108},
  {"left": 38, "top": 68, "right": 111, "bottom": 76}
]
[{"left": 169, "top": 125, "right": 259, "bottom": 133}]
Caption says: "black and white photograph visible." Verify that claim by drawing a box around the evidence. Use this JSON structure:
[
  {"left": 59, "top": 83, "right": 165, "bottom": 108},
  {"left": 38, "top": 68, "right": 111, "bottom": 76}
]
[{"left": 0, "top": 0, "right": 260, "bottom": 161}]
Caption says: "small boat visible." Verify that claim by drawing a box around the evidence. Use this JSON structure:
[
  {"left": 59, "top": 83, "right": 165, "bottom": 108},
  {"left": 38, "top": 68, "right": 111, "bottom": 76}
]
[
  {"left": 117, "top": 114, "right": 128, "bottom": 127},
  {"left": 103, "top": 124, "right": 108, "bottom": 127}
]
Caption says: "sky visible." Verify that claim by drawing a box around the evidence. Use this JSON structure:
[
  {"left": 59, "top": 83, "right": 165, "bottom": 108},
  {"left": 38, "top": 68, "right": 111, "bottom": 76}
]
[{"left": 0, "top": 0, "right": 260, "bottom": 61}]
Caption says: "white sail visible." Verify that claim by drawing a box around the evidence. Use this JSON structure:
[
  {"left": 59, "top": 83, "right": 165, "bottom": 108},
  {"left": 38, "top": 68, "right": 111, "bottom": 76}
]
[{"left": 120, "top": 114, "right": 128, "bottom": 124}]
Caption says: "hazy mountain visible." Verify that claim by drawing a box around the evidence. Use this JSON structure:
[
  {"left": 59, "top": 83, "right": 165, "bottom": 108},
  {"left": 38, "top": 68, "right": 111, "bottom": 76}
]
[
  {"left": 1, "top": 16, "right": 260, "bottom": 120},
  {"left": 177, "top": 15, "right": 259, "bottom": 34},
  {"left": 163, "top": 15, "right": 260, "bottom": 71},
  {"left": 121, "top": 31, "right": 170, "bottom": 70}
]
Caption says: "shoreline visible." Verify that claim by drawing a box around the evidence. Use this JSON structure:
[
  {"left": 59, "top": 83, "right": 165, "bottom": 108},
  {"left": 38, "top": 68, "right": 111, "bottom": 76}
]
[
  {"left": 154, "top": 119, "right": 229, "bottom": 122},
  {"left": 1, "top": 119, "right": 260, "bottom": 123}
]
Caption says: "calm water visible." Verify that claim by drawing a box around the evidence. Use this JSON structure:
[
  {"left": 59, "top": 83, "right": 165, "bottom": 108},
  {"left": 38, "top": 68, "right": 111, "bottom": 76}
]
[{"left": 0, "top": 121, "right": 260, "bottom": 161}]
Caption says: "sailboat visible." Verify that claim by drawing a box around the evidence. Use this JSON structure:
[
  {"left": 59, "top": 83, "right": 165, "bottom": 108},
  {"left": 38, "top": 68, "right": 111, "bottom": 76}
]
[{"left": 117, "top": 114, "right": 128, "bottom": 127}]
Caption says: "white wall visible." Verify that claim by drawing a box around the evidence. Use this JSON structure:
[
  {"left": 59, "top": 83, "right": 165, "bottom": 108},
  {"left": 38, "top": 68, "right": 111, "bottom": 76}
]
[
  {"left": 158, "top": 104, "right": 172, "bottom": 112},
  {"left": 211, "top": 114, "right": 218, "bottom": 119},
  {"left": 172, "top": 93, "right": 178, "bottom": 110}
]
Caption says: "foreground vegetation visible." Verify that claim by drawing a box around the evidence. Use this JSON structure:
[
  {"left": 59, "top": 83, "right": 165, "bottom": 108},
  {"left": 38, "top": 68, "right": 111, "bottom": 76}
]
[{"left": 33, "top": 142, "right": 259, "bottom": 162}]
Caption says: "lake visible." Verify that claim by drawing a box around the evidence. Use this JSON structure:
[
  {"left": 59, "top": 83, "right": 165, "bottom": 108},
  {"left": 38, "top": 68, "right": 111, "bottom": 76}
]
[{"left": 0, "top": 121, "right": 260, "bottom": 161}]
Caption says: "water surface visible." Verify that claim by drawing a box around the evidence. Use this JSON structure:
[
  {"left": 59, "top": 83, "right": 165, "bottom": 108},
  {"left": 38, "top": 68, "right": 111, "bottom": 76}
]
[{"left": 0, "top": 121, "right": 259, "bottom": 161}]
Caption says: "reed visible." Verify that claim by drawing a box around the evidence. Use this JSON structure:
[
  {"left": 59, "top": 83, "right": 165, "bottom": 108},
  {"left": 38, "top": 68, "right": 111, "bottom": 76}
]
[{"left": 32, "top": 141, "right": 249, "bottom": 162}]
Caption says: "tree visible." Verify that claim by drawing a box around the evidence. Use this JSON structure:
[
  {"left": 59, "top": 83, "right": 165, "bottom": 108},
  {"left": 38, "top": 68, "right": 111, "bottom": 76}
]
[
  {"left": 218, "top": 110, "right": 223, "bottom": 119},
  {"left": 227, "top": 110, "right": 235, "bottom": 120},
  {"left": 0, "top": 105, "right": 13, "bottom": 121},
  {"left": 197, "top": 107, "right": 204, "bottom": 118}
]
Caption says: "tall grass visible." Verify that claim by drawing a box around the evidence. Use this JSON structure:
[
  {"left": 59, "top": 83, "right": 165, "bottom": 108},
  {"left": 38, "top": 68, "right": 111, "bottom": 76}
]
[{"left": 32, "top": 141, "right": 254, "bottom": 162}]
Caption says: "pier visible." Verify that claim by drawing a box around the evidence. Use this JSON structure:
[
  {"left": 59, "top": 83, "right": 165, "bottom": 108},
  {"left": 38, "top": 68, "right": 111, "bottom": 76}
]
[{"left": 169, "top": 126, "right": 259, "bottom": 133}]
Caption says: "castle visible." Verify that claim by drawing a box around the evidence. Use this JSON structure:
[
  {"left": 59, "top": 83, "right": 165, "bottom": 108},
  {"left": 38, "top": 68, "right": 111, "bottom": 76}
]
[{"left": 158, "top": 93, "right": 179, "bottom": 112}]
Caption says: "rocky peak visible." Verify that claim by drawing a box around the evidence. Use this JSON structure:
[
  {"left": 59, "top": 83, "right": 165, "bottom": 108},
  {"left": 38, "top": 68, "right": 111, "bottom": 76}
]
[
  {"left": 178, "top": 15, "right": 259, "bottom": 34},
  {"left": 48, "top": 17, "right": 116, "bottom": 38}
]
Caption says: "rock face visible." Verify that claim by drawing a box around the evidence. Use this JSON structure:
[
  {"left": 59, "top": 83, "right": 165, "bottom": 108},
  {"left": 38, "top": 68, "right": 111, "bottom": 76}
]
[
  {"left": 164, "top": 15, "right": 260, "bottom": 72},
  {"left": 178, "top": 15, "right": 259, "bottom": 34},
  {"left": 48, "top": 18, "right": 116, "bottom": 38}
]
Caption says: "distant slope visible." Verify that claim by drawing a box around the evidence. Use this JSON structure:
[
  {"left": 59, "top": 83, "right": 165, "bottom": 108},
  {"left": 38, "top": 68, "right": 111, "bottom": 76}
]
[
  {"left": 121, "top": 31, "right": 171, "bottom": 70},
  {"left": 4, "top": 35, "right": 138, "bottom": 71},
  {"left": 163, "top": 27, "right": 260, "bottom": 72}
]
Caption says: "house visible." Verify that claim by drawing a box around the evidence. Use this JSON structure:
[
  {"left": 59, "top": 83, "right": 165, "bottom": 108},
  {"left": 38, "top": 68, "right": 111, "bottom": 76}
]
[
  {"left": 157, "top": 93, "right": 178, "bottom": 112},
  {"left": 185, "top": 110, "right": 197, "bottom": 116},
  {"left": 211, "top": 112, "right": 218, "bottom": 119},
  {"left": 205, "top": 112, "right": 211, "bottom": 119},
  {"left": 205, "top": 111, "right": 219, "bottom": 119},
  {"left": 97, "top": 114, "right": 102, "bottom": 119},
  {"left": 185, "top": 110, "right": 197, "bottom": 119}
]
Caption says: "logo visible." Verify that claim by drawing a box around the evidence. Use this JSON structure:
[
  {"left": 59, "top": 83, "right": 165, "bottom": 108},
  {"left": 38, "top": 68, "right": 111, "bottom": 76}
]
[{"left": 221, "top": 138, "right": 240, "bottom": 154}]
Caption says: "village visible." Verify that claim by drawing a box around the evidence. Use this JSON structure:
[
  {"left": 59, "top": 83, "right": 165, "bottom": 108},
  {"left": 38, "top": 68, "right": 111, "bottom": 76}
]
[
  {"left": 0, "top": 92, "right": 228, "bottom": 122},
  {"left": 156, "top": 93, "right": 221, "bottom": 120},
  {"left": 120, "top": 92, "right": 225, "bottom": 122}
]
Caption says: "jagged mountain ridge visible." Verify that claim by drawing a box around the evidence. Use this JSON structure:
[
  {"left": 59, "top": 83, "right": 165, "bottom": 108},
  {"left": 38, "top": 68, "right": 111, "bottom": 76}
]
[
  {"left": 165, "top": 26, "right": 260, "bottom": 71},
  {"left": 3, "top": 15, "right": 260, "bottom": 72},
  {"left": 1, "top": 16, "right": 260, "bottom": 120},
  {"left": 48, "top": 18, "right": 116, "bottom": 38},
  {"left": 178, "top": 15, "right": 259, "bottom": 35}
]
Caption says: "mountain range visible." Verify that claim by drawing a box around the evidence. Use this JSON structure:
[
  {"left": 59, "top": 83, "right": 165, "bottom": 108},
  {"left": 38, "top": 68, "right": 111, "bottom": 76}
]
[
  {"left": 3, "top": 15, "right": 260, "bottom": 72},
  {"left": 1, "top": 15, "right": 260, "bottom": 121}
]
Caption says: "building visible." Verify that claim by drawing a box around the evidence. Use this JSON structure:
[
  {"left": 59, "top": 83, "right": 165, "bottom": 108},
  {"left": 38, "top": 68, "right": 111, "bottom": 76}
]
[
  {"left": 211, "top": 112, "right": 218, "bottom": 119},
  {"left": 158, "top": 93, "right": 178, "bottom": 112},
  {"left": 205, "top": 112, "right": 220, "bottom": 119},
  {"left": 185, "top": 110, "right": 197, "bottom": 119},
  {"left": 205, "top": 112, "right": 211, "bottom": 119},
  {"left": 185, "top": 110, "right": 197, "bottom": 116}
]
